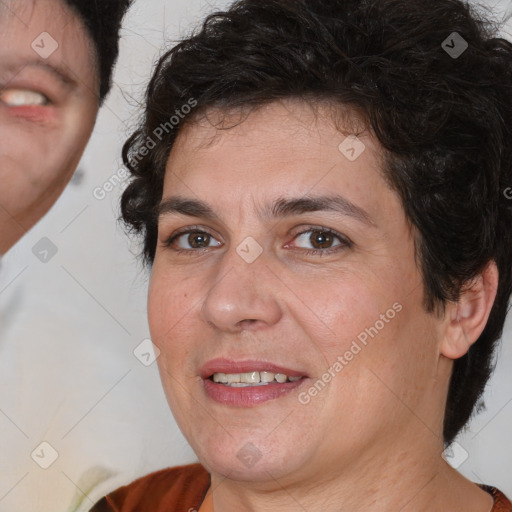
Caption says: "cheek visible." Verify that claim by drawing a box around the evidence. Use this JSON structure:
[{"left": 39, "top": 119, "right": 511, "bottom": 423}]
[
  {"left": 297, "top": 273, "right": 419, "bottom": 403},
  {"left": 0, "top": 126, "right": 58, "bottom": 204},
  {"left": 0, "top": 118, "right": 49, "bottom": 158},
  {"left": 0, "top": 102, "right": 96, "bottom": 188},
  {"left": 148, "top": 268, "right": 196, "bottom": 348},
  {"left": 60, "top": 101, "right": 98, "bottom": 161},
  {"left": 294, "top": 273, "right": 390, "bottom": 345},
  {"left": 147, "top": 277, "right": 168, "bottom": 342}
]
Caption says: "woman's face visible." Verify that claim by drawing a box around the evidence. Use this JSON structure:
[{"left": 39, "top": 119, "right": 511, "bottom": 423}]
[
  {"left": 149, "top": 100, "right": 445, "bottom": 485},
  {"left": 0, "top": 0, "right": 99, "bottom": 253}
]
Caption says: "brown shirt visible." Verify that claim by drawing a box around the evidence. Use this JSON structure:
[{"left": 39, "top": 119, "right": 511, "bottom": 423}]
[{"left": 89, "top": 463, "right": 512, "bottom": 511}]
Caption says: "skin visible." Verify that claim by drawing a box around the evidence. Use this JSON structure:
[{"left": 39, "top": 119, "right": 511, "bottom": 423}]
[
  {"left": 149, "top": 100, "right": 498, "bottom": 512},
  {"left": 0, "top": 0, "right": 99, "bottom": 254}
]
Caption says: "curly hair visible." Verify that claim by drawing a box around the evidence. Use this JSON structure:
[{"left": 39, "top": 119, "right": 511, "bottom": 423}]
[
  {"left": 120, "top": 0, "right": 512, "bottom": 445},
  {"left": 63, "top": 0, "right": 133, "bottom": 103}
]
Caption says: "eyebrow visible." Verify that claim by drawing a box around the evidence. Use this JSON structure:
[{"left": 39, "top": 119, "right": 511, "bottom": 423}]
[{"left": 158, "top": 195, "right": 375, "bottom": 227}]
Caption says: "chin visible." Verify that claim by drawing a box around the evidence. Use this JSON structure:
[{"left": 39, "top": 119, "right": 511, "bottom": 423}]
[
  {"left": 201, "top": 454, "right": 293, "bottom": 482},
  {"left": 194, "top": 433, "right": 307, "bottom": 483}
]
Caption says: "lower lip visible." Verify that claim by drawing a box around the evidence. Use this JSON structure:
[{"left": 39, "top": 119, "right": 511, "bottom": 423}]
[
  {"left": 203, "top": 378, "right": 308, "bottom": 407},
  {"left": 6, "top": 105, "right": 57, "bottom": 124}
]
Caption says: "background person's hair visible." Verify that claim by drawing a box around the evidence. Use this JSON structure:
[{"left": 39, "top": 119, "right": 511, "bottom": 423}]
[
  {"left": 120, "top": 0, "right": 512, "bottom": 445},
  {"left": 63, "top": 0, "right": 133, "bottom": 103}
]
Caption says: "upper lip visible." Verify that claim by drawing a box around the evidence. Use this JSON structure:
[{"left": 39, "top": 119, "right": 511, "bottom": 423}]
[{"left": 200, "top": 358, "right": 309, "bottom": 379}]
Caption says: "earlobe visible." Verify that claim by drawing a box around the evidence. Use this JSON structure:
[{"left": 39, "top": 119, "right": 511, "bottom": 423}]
[{"left": 440, "top": 261, "right": 499, "bottom": 360}]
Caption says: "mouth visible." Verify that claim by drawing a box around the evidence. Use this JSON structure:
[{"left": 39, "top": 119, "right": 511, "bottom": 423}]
[
  {"left": 209, "top": 371, "right": 303, "bottom": 387},
  {"left": 200, "top": 359, "right": 309, "bottom": 406}
]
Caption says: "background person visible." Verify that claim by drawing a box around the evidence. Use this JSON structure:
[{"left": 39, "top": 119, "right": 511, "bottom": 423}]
[
  {"left": 0, "top": 1, "right": 131, "bottom": 510},
  {"left": 0, "top": 0, "right": 131, "bottom": 255}
]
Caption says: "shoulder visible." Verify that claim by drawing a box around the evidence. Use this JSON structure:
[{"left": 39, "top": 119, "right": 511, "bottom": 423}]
[
  {"left": 481, "top": 485, "right": 512, "bottom": 512},
  {"left": 89, "top": 463, "right": 210, "bottom": 512}
]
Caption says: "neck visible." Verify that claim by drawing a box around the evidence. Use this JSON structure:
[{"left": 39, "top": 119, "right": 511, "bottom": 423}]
[
  {"left": 207, "top": 438, "right": 494, "bottom": 512},
  {"left": 0, "top": 207, "right": 26, "bottom": 254}
]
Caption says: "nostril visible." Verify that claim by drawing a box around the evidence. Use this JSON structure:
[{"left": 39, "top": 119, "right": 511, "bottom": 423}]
[{"left": 237, "top": 319, "right": 258, "bottom": 329}]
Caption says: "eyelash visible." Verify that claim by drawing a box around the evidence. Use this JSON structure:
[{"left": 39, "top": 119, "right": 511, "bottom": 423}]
[{"left": 162, "top": 225, "right": 352, "bottom": 256}]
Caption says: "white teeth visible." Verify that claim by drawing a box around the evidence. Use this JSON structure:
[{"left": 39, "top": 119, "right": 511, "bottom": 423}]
[
  {"left": 211, "top": 371, "right": 303, "bottom": 386},
  {"left": 229, "top": 382, "right": 270, "bottom": 387},
  {"left": 242, "top": 371, "right": 260, "bottom": 383},
  {"left": 1, "top": 89, "right": 47, "bottom": 107},
  {"left": 260, "top": 371, "right": 275, "bottom": 383}
]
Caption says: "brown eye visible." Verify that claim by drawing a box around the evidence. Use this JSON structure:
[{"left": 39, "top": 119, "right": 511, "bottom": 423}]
[
  {"left": 187, "top": 231, "right": 211, "bottom": 249},
  {"left": 166, "top": 229, "right": 222, "bottom": 251},
  {"left": 290, "top": 228, "right": 351, "bottom": 254},
  {"left": 310, "top": 231, "right": 335, "bottom": 249}
]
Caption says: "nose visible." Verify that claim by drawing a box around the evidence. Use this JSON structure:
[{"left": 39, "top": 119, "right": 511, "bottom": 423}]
[{"left": 200, "top": 246, "right": 283, "bottom": 333}]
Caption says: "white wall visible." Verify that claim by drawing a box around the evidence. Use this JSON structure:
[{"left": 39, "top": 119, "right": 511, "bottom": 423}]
[{"left": 0, "top": 1, "right": 510, "bottom": 511}]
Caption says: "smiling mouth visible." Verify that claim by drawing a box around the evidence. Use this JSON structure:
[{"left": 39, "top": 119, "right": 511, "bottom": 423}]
[
  {"left": 202, "top": 363, "right": 309, "bottom": 406},
  {"left": 209, "top": 371, "right": 304, "bottom": 387}
]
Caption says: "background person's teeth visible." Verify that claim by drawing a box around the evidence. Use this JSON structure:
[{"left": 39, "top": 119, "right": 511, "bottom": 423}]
[
  {"left": 275, "top": 373, "right": 287, "bottom": 383},
  {"left": 241, "top": 371, "right": 260, "bottom": 384},
  {"left": 288, "top": 376, "right": 301, "bottom": 382},
  {"left": 2, "top": 90, "right": 46, "bottom": 106},
  {"left": 213, "top": 373, "right": 226, "bottom": 383},
  {"left": 225, "top": 373, "right": 241, "bottom": 384}
]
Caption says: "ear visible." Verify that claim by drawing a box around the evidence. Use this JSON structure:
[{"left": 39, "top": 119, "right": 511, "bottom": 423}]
[{"left": 440, "top": 261, "right": 499, "bottom": 360}]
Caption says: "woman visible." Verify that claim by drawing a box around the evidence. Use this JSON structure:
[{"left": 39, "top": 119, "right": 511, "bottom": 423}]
[{"left": 92, "top": 0, "right": 512, "bottom": 510}]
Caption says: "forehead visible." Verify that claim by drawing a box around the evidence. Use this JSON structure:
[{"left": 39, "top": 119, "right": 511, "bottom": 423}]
[
  {"left": 163, "top": 101, "right": 399, "bottom": 224},
  {"left": 166, "top": 101, "right": 379, "bottom": 183},
  {"left": 0, "top": 0, "right": 73, "bottom": 31},
  {"left": 174, "top": 101, "right": 367, "bottom": 153}
]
